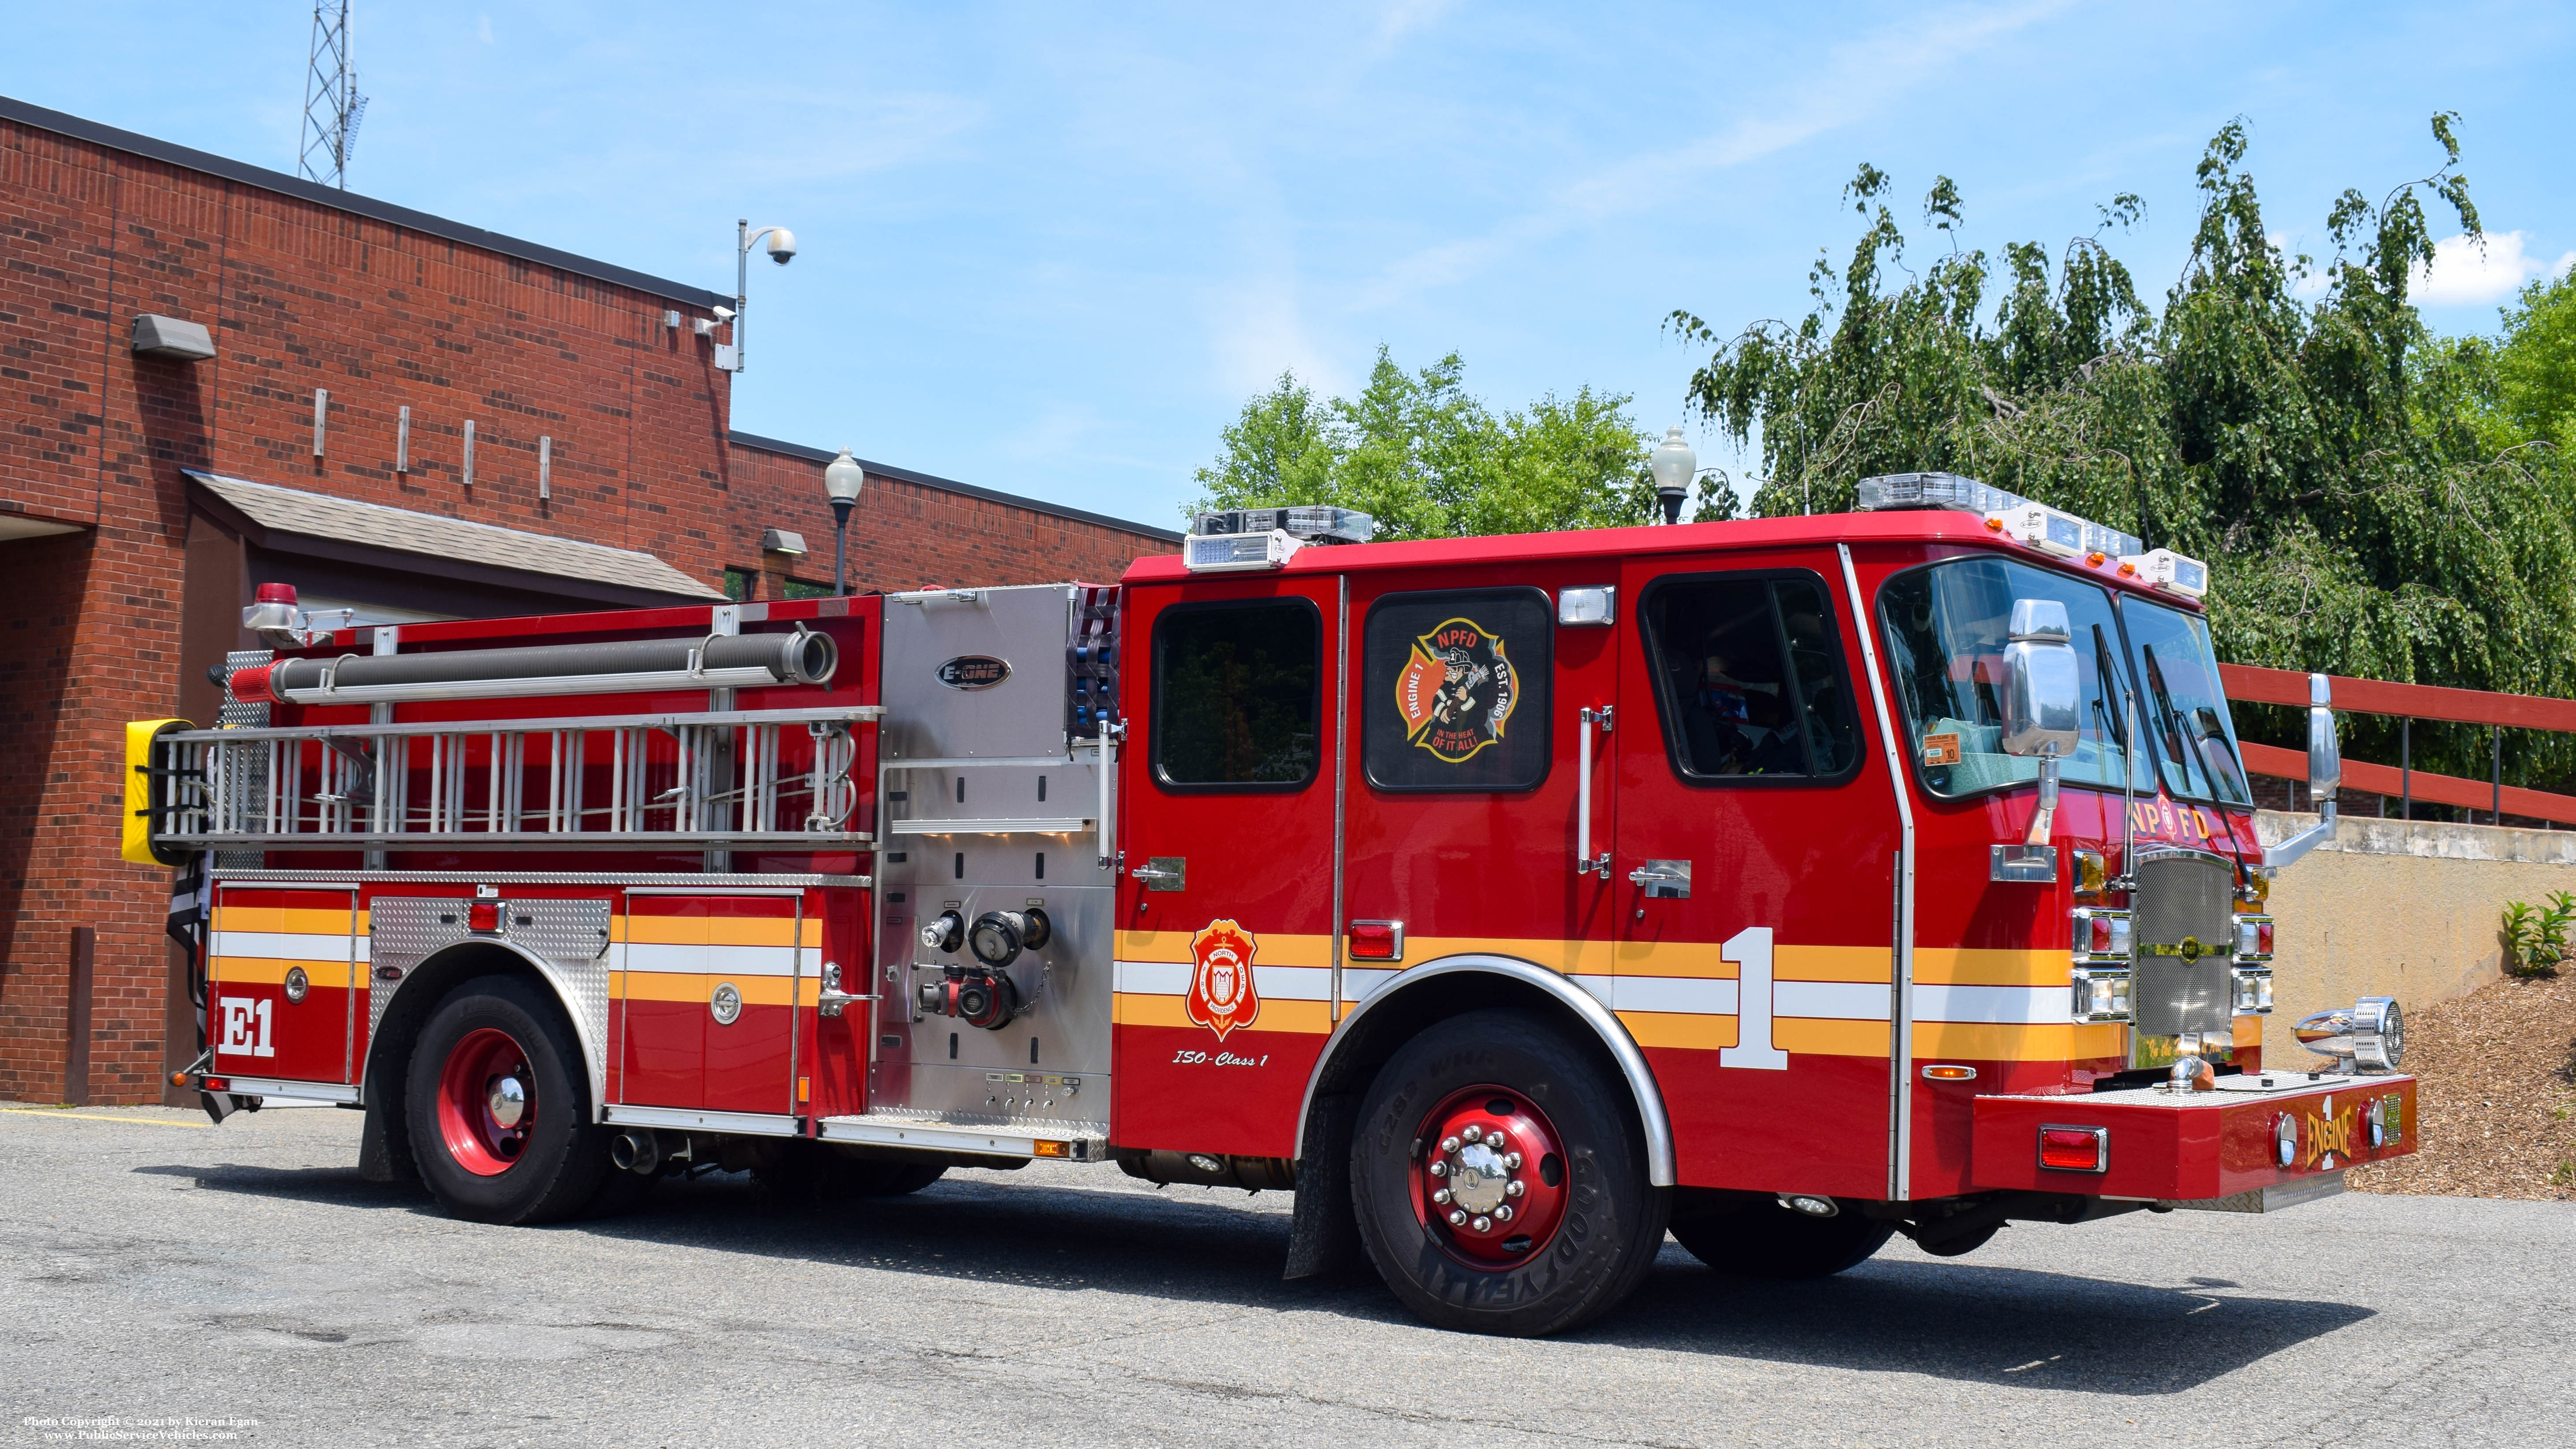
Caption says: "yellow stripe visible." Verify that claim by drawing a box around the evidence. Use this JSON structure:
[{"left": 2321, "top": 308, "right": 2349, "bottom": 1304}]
[
  {"left": 1111, "top": 993, "right": 1332, "bottom": 1034},
  {"left": 207, "top": 957, "right": 357, "bottom": 987},
  {"left": 0, "top": 1108, "right": 210, "bottom": 1129},
  {"left": 1115, "top": 929, "right": 1335, "bottom": 968},
  {"left": 620, "top": 916, "right": 814, "bottom": 948},
  {"left": 1914, "top": 948, "right": 2067, "bottom": 987},
  {"left": 1778, "top": 1018, "right": 1894, "bottom": 1055},
  {"left": 212, "top": 905, "right": 283, "bottom": 933},
  {"left": 1618, "top": 1011, "right": 1739, "bottom": 1050},
  {"left": 1912, "top": 1021, "right": 2128, "bottom": 1061},
  {"left": 211, "top": 905, "right": 364, "bottom": 934},
  {"left": 611, "top": 972, "right": 804, "bottom": 1006},
  {"left": 1776, "top": 944, "right": 1891, "bottom": 983},
  {"left": 2232, "top": 1014, "right": 2262, "bottom": 1048}
]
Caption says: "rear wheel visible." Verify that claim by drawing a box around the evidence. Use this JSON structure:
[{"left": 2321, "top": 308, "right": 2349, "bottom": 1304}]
[
  {"left": 405, "top": 975, "right": 608, "bottom": 1225},
  {"left": 1351, "top": 1009, "right": 1668, "bottom": 1337},
  {"left": 1668, "top": 1197, "right": 1892, "bottom": 1279}
]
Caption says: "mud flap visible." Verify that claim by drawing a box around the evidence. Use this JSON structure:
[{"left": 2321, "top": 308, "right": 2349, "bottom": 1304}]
[
  {"left": 1283, "top": 1092, "right": 1364, "bottom": 1280},
  {"left": 355, "top": 1062, "right": 421, "bottom": 1189}
]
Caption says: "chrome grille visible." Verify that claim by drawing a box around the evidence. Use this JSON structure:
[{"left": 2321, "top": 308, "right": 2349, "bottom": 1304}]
[{"left": 2131, "top": 851, "right": 2236, "bottom": 1037}]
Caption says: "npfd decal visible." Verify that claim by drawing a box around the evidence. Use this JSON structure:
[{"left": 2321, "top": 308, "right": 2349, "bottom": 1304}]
[
  {"left": 1186, "top": 919, "right": 1261, "bottom": 1040},
  {"left": 1395, "top": 617, "right": 1517, "bottom": 764}
]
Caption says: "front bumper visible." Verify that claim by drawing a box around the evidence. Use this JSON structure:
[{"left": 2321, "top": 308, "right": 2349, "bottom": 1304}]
[{"left": 1970, "top": 1072, "right": 2416, "bottom": 1202}]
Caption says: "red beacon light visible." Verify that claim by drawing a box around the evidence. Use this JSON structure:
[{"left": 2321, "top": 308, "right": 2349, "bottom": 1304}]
[
  {"left": 1347, "top": 920, "right": 1404, "bottom": 961},
  {"left": 468, "top": 900, "right": 502, "bottom": 934}
]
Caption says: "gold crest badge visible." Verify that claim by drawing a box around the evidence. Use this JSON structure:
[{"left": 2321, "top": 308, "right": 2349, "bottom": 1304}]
[{"left": 1186, "top": 919, "right": 1261, "bottom": 1040}]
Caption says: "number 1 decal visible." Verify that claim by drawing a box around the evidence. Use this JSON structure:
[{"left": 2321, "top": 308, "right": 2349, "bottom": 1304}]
[
  {"left": 1719, "top": 926, "right": 1787, "bottom": 1070},
  {"left": 218, "top": 996, "right": 275, "bottom": 1059}
]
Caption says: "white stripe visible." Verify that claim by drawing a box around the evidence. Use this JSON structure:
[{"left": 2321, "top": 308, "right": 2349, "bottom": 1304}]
[
  {"left": 1255, "top": 965, "right": 1333, "bottom": 1002},
  {"left": 621, "top": 942, "right": 804, "bottom": 976},
  {"left": 210, "top": 931, "right": 362, "bottom": 964},
  {"left": 1341, "top": 967, "right": 1400, "bottom": 1002},
  {"left": 1114, "top": 960, "right": 1192, "bottom": 995},
  {"left": 1913, "top": 983, "right": 2068, "bottom": 1025},
  {"left": 1774, "top": 980, "right": 1892, "bottom": 1021},
  {"left": 1609, "top": 976, "right": 1742, "bottom": 1016}
]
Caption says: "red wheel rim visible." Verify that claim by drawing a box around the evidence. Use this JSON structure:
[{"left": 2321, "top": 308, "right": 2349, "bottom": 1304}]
[
  {"left": 436, "top": 1026, "right": 534, "bottom": 1177},
  {"left": 1409, "top": 1085, "right": 1569, "bottom": 1266}
]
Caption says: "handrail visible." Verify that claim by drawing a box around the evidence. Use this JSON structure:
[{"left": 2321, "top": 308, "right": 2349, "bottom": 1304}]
[
  {"left": 2220, "top": 664, "right": 2576, "bottom": 733},
  {"left": 2238, "top": 741, "right": 2576, "bottom": 827}
]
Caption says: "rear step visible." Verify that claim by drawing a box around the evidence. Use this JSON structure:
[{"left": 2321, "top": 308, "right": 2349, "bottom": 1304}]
[{"left": 816, "top": 1111, "right": 1108, "bottom": 1162}]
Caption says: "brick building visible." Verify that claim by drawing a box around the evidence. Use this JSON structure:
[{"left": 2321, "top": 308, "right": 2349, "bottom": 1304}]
[{"left": 0, "top": 95, "right": 1179, "bottom": 1106}]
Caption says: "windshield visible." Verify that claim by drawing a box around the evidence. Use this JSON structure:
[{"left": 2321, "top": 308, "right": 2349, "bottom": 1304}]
[
  {"left": 1877, "top": 557, "right": 2151, "bottom": 799},
  {"left": 2118, "top": 597, "right": 2252, "bottom": 805}
]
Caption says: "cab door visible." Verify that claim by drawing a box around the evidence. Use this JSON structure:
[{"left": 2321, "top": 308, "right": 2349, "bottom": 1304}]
[
  {"left": 1612, "top": 552, "right": 1899, "bottom": 1198},
  {"left": 1113, "top": 574, "right": 1341, "bottom": 1158}
]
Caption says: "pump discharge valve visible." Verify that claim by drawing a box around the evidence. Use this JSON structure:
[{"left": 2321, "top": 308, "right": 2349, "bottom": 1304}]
[
  {"left": 968, "top": 908, "right": 1051, "bottom": 968},
  {"left": 919, "top": 909, "right": 964, "bottom": 953},
  {"left": 919, "top": 965, "right": 1017, "bottom": 1030}
]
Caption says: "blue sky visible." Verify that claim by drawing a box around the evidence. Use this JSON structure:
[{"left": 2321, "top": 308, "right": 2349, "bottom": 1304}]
[{"left": 10, "top": 2, "right": 2571, "bottom": 529}]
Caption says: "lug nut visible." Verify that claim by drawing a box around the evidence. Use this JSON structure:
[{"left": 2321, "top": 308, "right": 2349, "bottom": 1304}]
[
  {"left": 1441, "top": 1135, "right": 1461, "bottom": 1153},
  {"left": 1462, "top": 1125, "right": 1483, "bottom": 1144},
  {"left": 1428, "top": 1160, "right": 1447, "bottom": 1178},
  {"left": 1495, "top": 1204, "right": 1515, "bottom": 1223},
  {"left": 1471, "top": 1215, "right": 1492, "bottom": 1233},
  {"left": 1504, "top": 1151, "right": 1523, "bottom": 1171},
  {"left": 1505, "top": 1179, "right": 1525, "bottom": 1198},
  {"left": 1431, "top": 1188, "right": 1451, "bottom": 1206},
  {"left": 1448, "top": 1208, "right": 1468, "bottom": 1226},
  {"left": 1486, "top": 1130, "right": 1508, "bottom": 1151}
]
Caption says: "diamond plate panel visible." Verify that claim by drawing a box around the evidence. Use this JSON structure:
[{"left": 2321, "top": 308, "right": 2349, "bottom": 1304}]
[
  {"left": 368, "top": 897, "right": 471, "bottom": 1044},
  {"left": 505, "top": 898, "right": 613, "bottom": 1047}
]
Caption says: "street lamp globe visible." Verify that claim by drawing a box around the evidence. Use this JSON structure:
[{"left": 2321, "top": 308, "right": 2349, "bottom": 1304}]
[
  {"left": 824, "top": 447, "right": 864, "bottom": 596},
  {"left": 1650, "top": 426, "right": 1697, "bottom": 525}
]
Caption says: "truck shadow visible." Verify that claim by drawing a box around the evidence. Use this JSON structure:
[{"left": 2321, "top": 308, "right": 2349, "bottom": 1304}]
[{"left": 141, "top": 1159, "right": 2369, "bottom": 1392}]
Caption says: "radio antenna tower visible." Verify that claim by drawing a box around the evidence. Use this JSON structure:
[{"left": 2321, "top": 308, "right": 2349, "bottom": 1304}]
[{"left": 298, "top": 1, "right": 369, "bottom": 189}]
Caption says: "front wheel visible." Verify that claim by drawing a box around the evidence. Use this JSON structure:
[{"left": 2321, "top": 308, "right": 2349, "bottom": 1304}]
[
  {"left": 1351, "top": 1009, "right": 1668, "bottom": 1337},
  {"left": 405, "top": 974, "right": 608, "bottom": 1224}
]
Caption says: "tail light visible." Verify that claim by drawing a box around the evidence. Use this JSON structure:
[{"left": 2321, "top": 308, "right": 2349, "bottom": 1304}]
[
  {"left": 2038, "top": 1125, "right": 2108, "bottom": 1172},
  {"left": 468, "top": 900, "right": 501, "bottom": 933}
]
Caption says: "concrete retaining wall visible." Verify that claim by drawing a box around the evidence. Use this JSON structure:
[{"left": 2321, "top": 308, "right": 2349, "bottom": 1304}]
[{"left": 2256, "top": 811, "right": 2576, "bottom": 1065}]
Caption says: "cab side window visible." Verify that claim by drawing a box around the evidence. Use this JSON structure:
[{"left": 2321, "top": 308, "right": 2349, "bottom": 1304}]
[
  {"left": 1151, "top": 600, "right": 1321, "bottom": 790},
  {"left": 1642, "top": 573, "right": 1860, "bottom": 782}
]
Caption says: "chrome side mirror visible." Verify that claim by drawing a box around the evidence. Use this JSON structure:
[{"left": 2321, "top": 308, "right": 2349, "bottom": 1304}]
[
  {"left": 2000, "top": 599, "right": 2081, "bottom": 846},
  {"left": 2306, "top": 671, "right": 2340, "bottom": 804}
]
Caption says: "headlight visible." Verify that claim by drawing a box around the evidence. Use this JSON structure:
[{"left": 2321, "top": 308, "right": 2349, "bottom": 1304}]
[
  {"left": 2232, "top": 967, "right": 2274, "bottom": 1015},
  {"left": 2070, "top": 966, "right": 2133, "bottom": 1023}
]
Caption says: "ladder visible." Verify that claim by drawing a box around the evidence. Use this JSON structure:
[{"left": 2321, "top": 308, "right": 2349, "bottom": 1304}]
[{"left": 145, "top": 705, "right": 880, "bottom": 853}]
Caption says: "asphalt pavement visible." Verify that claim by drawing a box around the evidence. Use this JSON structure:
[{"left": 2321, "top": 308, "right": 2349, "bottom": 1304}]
[{"left": 4, "top": 1102, "right": 2569, "bottom": 1448}]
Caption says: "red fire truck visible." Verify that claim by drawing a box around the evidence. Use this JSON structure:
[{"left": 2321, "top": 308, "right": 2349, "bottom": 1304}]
[{"left": 130, "top": 473, "right": 2414, "bottom": 1337}]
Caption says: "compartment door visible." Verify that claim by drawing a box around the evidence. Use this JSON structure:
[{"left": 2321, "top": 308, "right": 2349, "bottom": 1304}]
[
  {"left": 208, "top": 884, "right": 360, "bottom": 1085},
  {"left": 617, "top": 890, "right": 808, "bottom": 1116},
  {"left": 1113, "top": 577, "right": 1342, "bottom": 1158},
  {"left": 1611, "top": 556, "right": 1900, "bottom": 1198}
]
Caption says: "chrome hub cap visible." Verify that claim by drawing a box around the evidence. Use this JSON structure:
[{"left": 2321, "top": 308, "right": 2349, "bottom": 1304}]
[
  {"left": 1413, "top": 1088, "right": 1568, "bottom": 1265},
  {"left": 487, "top": 1074, "right": 527, "bottom": 1129}
]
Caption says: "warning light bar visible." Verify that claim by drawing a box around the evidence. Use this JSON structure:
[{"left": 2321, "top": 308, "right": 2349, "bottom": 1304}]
[
  {"left": 1190, "top": 506, "right": 1376, "bottom": 543},
  {"left": 1857, "top": 472, "right": 2144, "bottom": 559},
  {"left": 2118, "top": 548, "right": 2209, "bottom": 599}
]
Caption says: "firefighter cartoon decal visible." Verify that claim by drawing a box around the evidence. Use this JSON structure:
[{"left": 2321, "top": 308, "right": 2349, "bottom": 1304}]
[
  {"left": 1395, "top": 617, "right": 1518, "bottom": 764},
  {"left": 1186, "top": 919, "right": 1261, "bottom": 1040}
]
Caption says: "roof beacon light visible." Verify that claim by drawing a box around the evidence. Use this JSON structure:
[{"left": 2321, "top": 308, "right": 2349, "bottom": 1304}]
[
  {"left": 1183, "top": 529, "right": 1303, "bottom": 573},
  {"left": 1857, "top": 471, "right": 2144, "bottom": 558},
  {"left": 1989, "top": 502, "right": 2086, "bottom": 559},
  {"left": 1190, "top": 506, "right": 1376, "bottom": 544},
  {"left": 2119, "top": 548, "right": 2210, "bottom": 600}
]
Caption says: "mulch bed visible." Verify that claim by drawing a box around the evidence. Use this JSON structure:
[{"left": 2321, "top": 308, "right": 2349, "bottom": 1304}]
[{"left": 2345, "top": 967, "right": 2576, "bottom": 1202}]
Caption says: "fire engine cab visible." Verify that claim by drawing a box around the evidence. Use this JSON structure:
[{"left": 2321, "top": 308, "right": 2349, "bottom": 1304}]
[{"left": 130, "top": 472, "right": 2415, "bottom": 1337}]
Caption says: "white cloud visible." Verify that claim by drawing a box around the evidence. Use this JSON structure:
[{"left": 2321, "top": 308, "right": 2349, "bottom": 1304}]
[
  {"left": 2410, "top": 231, "right": 2575, "bottom": 306},
  {"left": 1346, "top": 0, "right": 2076, "bottom": 311}
]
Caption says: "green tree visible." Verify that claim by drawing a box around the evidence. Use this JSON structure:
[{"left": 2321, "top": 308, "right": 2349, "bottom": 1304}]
[
  {"left": 1190, "top": 347, "right": 1709, "bottom": 540},
  {"left": 1668, "top": 116, "right": 2576, "bottom": 794},
  {"left": 2483, "top": 270, "right": 2576, "bottom": 454}
]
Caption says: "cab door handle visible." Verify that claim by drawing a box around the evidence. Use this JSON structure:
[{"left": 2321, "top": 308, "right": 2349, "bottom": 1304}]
[{"left": 1575, "top": 706, "right": 1612, "bottom": 879}]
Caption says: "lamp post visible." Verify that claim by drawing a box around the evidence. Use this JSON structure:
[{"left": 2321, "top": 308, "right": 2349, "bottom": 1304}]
[
  {"left": 1650, "top": 426, "right": 1697, "bottom": 525},
  {"left": 823, "top": 447, "right": 865, "bottom": 595},
  {"left": 724, "top": 218, "right": 797, "bottom": 372}
]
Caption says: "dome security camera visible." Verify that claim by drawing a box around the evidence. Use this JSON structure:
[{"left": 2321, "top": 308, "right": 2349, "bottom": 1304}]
[{"left": 765, "top": 228, "right": 797, "bottom": 265}]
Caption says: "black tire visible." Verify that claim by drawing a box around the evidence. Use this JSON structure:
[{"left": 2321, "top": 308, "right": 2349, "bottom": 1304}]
[
  {"left": 1669, "top": 1198, "right": 1893, "bottom": 1279},
  {"left": 404, "top": 974, "right": 609, "bottom": 1225},
  {"left": 1351, "top": 1009, "right": 1669, "bottom": 1337}
]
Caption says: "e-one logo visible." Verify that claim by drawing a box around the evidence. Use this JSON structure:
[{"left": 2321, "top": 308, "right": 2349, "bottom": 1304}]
[{"left": 936, "top": 656, "right": 1011, "bottom": 690}]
